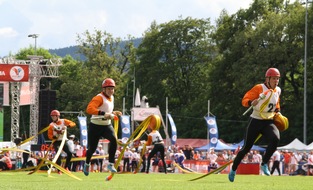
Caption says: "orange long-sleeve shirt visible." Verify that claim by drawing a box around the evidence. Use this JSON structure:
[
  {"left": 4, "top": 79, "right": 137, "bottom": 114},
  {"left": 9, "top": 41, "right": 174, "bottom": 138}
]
[
  {"left": 242, "top": 83, "right": 281, "bottom": 119},
  {"left": 242, "top": 83, "right": 280, "bottom": 110},
  {"left": 86, "top": 92, "right": 113, "bottom": 115},
  {"left": 47, "top": 119, "right": 76, "bottom": 140}
]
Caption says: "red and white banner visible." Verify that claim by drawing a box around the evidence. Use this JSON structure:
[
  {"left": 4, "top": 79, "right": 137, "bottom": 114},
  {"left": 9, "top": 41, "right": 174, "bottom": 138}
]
[
  {"left": 20, "top": 82, "right": 31, "bottom": 105},
  {"left": 0, "top": 64, "right": 29, "bottom": 82},
  {"left": 0, "top": 82, "right": 9, "bottom": 106}
]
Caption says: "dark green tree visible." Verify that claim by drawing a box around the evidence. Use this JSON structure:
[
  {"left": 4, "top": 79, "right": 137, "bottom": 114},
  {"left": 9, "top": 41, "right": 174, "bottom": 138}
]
[
  {"left": 210, "top": 0, "right": 312, "bottom": 144},
  {"left": 135, "top": 17, "right": 216, "bottom": 138}
]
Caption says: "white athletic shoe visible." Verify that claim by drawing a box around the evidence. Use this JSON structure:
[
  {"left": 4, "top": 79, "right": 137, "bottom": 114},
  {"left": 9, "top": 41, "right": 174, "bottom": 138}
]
[{"left": 107, "top": 163, "right": 117, "bottom": 173}]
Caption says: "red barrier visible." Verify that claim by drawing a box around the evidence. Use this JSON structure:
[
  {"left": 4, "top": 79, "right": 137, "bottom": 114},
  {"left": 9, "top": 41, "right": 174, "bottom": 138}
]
[
  {"left": 167, "top": 160, "right": 260, "bottom": 175},
  {"left": 237, "top": 163, "right": 260, "bottom": 175}
]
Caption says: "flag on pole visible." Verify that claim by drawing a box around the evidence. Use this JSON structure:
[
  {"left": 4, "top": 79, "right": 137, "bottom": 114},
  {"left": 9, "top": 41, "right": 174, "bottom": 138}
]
[
  {"left": 78, "top": 116, "right": 88, "bottom": 147},
  {"left": 204, "top": 116, "right": 219, "bottom": 148},
  {"left": 167, "top": 114, "right": 177, "bottom": 145},
  {"left": 120, "top": 115, "right": 131, "bottom": 144}
]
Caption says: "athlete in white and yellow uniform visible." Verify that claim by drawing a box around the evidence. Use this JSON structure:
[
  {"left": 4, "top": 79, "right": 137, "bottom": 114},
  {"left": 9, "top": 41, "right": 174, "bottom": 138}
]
[
  {"left": 145, "top": 116, "right": 167, "bottom": 174},
  {"left": 83, "top": 78, "right": 122, "bottom": 176},
  {"left": 229, "top": 68, "right": 282, "bottom": 182}
]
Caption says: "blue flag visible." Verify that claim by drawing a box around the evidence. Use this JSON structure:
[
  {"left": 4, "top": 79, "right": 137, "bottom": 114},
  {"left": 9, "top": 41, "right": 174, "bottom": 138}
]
[
  {"left": 204, "top": 116, "right": 219, "bottom": 148},
  {"left": 120, "top": 115, "right": 131, "bottom": 144},
  {"left": 78, "top": 116, "right": 88, "bottom": 148}
]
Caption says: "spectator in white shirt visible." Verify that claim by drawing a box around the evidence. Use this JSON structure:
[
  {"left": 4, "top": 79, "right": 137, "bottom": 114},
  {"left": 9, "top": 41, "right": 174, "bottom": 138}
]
[{"left": 270, "top": 150, "right": 281, "bottom": 175}]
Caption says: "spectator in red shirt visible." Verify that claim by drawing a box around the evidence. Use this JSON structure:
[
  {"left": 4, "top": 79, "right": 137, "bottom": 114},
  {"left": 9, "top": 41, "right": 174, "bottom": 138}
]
[
  {"left": 283, "top": 150, "right": 291, "bottom": 175},
  {"left": 0, "top": 154, "right": 12, "bottom": 171}
]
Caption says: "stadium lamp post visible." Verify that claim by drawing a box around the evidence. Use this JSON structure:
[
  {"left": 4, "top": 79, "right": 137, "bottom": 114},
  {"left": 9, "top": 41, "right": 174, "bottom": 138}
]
[{"left": 28, "top": 34, "right": 39, "bottom": 55}]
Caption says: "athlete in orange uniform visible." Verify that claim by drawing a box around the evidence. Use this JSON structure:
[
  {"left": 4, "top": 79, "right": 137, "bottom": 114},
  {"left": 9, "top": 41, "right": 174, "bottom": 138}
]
[
  {"left": 229, "top": 68, "right": 282, "bottom": 182},
  {"left": 47, "top": 110, "right": 76, "bottom": 174},
  {"left": 83, "top": 78, "right": 122, "bottom": 176},
  {"left": 145, "top": 126, "right": 167, "bottom": 174}
]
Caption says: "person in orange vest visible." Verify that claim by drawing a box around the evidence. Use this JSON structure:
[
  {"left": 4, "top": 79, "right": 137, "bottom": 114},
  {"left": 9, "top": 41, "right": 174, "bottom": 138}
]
[
  {"left": 229, "top": 68, "right": 282, "bottom": 182},
  {"left": 145, "top": 115, "right": 167, "bottom": 174},
  {"left": 0, "top": 153, "right": 12, "bottom": 171},
  {"left": 83, "top": 78, "right": 122, "bottom": 176},
  {"left": 47, "top": 109, "right": 76, "bottom": 174}
]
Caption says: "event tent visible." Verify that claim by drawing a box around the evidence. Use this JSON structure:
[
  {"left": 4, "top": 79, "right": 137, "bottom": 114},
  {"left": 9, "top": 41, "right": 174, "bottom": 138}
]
[
  {"left": 195, "top": 140, "right": 236, "bottom": 151},
  {"left": 277, "top": 138, "right": 307, "bottom": 151},
  {"left": 230, "top": 140, "right": 265, "bottom": 151},
  {"left": 304, "top": 142, "right": 313, "bottom": 151}
]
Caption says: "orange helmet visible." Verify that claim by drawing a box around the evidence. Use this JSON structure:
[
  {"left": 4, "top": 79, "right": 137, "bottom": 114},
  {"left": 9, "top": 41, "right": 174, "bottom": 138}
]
[
  {"left": 102, "top": 78, "right": 115, "bottom": 88},
  {"left": 50, "top": 110, "right": 60, "bottom": 116},
  {"left": 265, "top": 68, "right": 280, "bottom": 77}
]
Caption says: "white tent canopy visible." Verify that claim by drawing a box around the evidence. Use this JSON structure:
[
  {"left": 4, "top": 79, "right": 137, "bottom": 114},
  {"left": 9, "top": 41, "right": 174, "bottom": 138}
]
[
  {"left": 278, "top": 138, "right": 307, "bottom": 151},
  {"left": 304, "top": 142, "right": 313, "bottom": 151}
]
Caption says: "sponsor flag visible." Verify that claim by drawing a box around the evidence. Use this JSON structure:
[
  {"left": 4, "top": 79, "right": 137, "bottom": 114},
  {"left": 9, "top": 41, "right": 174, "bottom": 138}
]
[
  {"left": 204, "top": 116, "right": 219, "bottom": 148},
  {"left": 167, "top": 114, "right": 177, "bottom": 145},
  {"left": 120, "top": 115, "right": 131, "bottom": 144},
  {"left": 78, "top": 116, "right": 88, "bottom": 147}
]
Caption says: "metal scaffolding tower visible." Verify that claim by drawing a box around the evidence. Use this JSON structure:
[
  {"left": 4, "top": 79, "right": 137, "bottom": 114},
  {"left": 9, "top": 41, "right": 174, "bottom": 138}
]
[{"left": 1, "top": 56, "right": 61, "bottom": 142}]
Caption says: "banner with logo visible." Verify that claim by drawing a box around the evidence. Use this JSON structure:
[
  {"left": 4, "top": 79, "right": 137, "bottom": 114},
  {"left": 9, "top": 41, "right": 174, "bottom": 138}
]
[
  {"left": 120, "top": 115, "right": 130, "bottom": 144},
  {"left": 0, "top": 64, "right": 29, "bottom": 82},
  {"left": 167, "top": 114, "right": 177, "bottom": 145},
  {"left": 204, "top": 116, "right": 219, "bottom": 148},
  {"left": 78, "top": 116, "right": 88, "bottom": 148},
  {"left": 132, "top": 107, "right": 162, "bottom": 121}
]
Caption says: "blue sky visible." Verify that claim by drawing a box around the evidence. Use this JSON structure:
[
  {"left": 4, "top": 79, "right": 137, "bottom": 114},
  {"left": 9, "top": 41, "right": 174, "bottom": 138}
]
[{"left": 0, "top": 0, "right": 254, "bottom": 57}]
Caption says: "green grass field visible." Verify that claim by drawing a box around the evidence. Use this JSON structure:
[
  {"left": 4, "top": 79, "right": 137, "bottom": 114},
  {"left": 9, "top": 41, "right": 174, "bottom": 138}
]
[{"left": 0, "top": 171, "right": 313, "bottom": 190}]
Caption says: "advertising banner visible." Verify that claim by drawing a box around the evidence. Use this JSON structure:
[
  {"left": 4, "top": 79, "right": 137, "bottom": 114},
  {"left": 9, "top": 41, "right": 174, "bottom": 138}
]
[
  {"left": 120, "top": 115, "right": 130, "bottom": 144},
  {"left": 167, "top": 114, "right": 177, "bottom": 145},
  {"left": 78, "top": 116, "right": 88, "bottom": 147},
  {"left": 204, "top": 116, "right": 219, "bottom": 148},
  {"left": 132, "top": 107, "right": 162, "bottom": 121},
  {"left": 0, "top": 64, "right": 29, "bottom": 82},
  {"left": 19, "top": 82, "right": 31, "bottom": 105}
]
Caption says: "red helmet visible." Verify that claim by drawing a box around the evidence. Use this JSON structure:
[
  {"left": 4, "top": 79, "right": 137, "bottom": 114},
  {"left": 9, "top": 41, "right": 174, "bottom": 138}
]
[
  {"left": 50, "top": 110, "right": 60, "bottom": 116},
  {"left": 265, "top": 68, "right": 280, "bottom": 77},
  {"left": 102, "top": 78, "right": 115, "bottom": 88}
]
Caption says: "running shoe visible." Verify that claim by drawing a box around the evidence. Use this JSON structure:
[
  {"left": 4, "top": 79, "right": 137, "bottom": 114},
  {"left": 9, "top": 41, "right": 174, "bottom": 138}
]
[
  {"left": 261, "top": 164, "right": 271, "bottom": 176},
  {"left": 107, "top": 163, "right": 117, "bottom": 173},
  {"left": 228, "top": 169, "right": 236, "bottom": 182},
  {"left": 83, "top": 163, "right": 90, "bottom": 176}
]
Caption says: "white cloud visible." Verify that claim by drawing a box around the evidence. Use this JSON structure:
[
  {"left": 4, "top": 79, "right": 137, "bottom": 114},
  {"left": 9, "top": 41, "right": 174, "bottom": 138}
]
[
  {"left": 0, "top": 0, "right": 255, "bottom": 57},
  {"left": 0, "top": 27, "right": 18, "bottom": 37}
]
